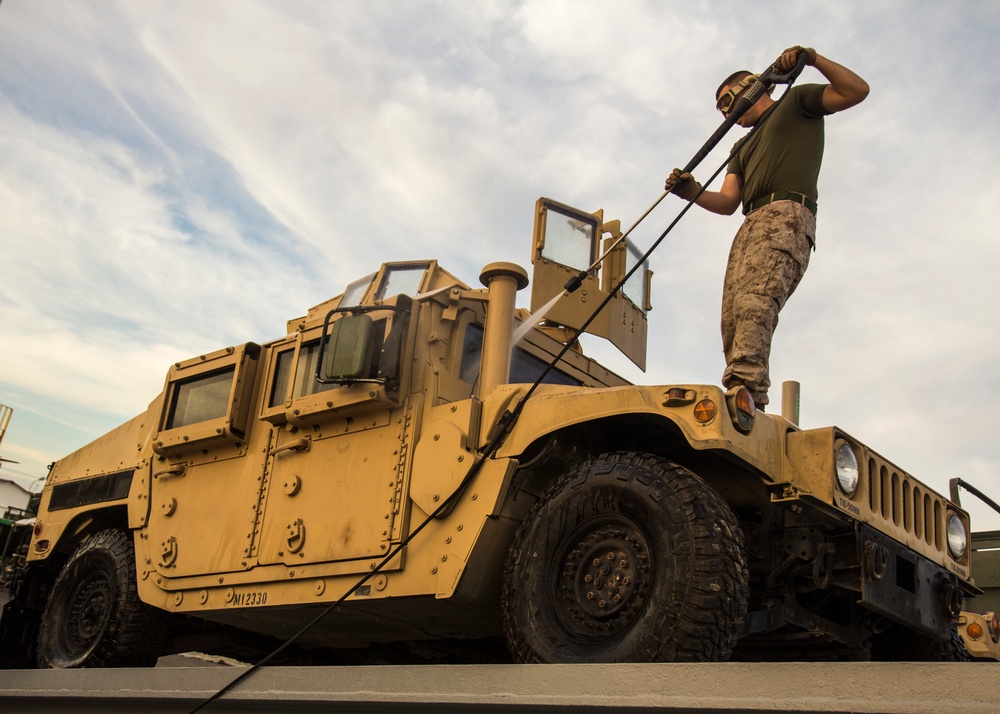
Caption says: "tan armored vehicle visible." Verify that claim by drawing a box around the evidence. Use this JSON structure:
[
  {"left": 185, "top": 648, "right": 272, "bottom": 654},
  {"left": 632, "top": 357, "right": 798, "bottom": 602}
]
[{"left": 0, "top": 198, "right": 976, "bottom": 667}]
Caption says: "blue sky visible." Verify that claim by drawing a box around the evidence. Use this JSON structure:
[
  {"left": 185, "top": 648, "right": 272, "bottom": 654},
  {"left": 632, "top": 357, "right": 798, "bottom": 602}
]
[{"left": 2, "top": 1, "right": 999, "bottom": 527}]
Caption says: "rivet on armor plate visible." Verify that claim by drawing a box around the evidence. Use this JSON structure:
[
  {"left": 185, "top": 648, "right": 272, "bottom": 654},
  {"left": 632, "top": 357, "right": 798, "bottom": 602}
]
[
  {"left": 199, "top": 590, "right": 209, "bottom": 604},
  {"left": 225, "top": 588, "right": 236, "bottom": 603},
  {"left": 314, "top": 580, "right": 326, "bottom": 596},
  {"left": 174, "top": 592, "right": 183, "bottom": 606}
]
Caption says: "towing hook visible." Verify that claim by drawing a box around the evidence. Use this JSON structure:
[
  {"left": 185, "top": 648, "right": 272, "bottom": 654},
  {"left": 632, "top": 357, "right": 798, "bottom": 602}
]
[
  {"left": 864, "top": 540, "right": 889, "bottom": 581},
  {"left": 812, "top": 543, "right": 836, "bottom": 590},
  {"left": 943, "top": 579, "right": 964, "bottom": 618}
]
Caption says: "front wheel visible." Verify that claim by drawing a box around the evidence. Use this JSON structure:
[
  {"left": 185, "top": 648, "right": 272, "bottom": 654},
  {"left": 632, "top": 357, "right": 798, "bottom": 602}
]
[
  {"left": 37, "top": 529, "right": 163, "bottom": 668},
  {"left": 502, "top": 451, "right": 748, "bottom": 663}
]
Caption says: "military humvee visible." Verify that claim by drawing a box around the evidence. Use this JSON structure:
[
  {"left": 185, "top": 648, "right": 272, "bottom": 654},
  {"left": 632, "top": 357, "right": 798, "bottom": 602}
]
[{"left": 0, "top": 197, "right": 976, "bottom": 668}]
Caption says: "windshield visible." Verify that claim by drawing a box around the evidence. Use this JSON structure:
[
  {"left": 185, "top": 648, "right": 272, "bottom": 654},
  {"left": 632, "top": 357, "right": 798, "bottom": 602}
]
[{"left": 460, "top": 325, "right": 580, "bottom": 387}]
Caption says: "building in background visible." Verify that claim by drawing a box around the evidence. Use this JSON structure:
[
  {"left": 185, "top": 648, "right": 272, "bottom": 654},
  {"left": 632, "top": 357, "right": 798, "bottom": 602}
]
[{"left": 0, "top": 478, "right": 31, "bottom": 517}]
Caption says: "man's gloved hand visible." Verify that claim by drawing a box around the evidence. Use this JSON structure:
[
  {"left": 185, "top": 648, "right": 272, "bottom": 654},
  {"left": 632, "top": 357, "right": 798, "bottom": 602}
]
[
  {"left": 776, "top": 46, "right": 817, "bottom": 72},
  {"left": 664, "top": 168, "right": 702, "bottom": 200}
]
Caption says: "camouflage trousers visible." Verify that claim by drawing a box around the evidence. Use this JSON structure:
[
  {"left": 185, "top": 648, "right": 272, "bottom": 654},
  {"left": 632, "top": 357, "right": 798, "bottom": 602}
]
[{"left": 721, "top": 201, "right": 815, "bottom": 409}]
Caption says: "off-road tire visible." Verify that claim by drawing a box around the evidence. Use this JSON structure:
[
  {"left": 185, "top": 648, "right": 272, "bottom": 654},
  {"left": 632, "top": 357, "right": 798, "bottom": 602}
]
[
  {"left": 935, "top": 622, "right": 972, "bottom": 662},
  {"left": 502, "top": 451, "right": 748, "bottom": 663},
  {"left": 37, "top": 529, "right": 163, "bottom": 668}
]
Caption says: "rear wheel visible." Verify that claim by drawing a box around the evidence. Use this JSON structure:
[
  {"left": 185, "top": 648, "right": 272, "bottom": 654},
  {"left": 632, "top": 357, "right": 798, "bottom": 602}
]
[
  {"left": 37, "top": 529, "right": 163, "bottom": 668},
  {"left": 502, "top": 451, "right": 748, "bottom": 663}
]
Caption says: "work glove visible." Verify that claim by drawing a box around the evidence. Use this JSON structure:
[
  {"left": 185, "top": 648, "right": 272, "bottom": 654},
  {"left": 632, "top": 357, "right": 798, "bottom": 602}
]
[
  {"left": 776, "top": 46, "right": 817, "bottom": 72},
  {"left": 664, "top": 168, "right": 702, "bottom": 200}
]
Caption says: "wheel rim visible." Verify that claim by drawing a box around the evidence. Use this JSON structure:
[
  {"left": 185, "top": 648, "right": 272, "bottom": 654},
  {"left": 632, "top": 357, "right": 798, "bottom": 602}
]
[
  {"left": 551, "top": 518, "right": 652, "bottom": 640},
  {"left": 62, "top": 571, "right": 113, "bottom": 656}
]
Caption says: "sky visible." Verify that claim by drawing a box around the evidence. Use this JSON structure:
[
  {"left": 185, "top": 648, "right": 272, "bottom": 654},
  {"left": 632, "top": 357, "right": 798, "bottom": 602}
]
[{"left": 1, "top": 1, "right": 999, "bottom": 528}]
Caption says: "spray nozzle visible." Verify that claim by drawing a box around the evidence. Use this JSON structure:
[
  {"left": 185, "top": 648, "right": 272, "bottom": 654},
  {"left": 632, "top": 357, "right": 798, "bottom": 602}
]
[{"left": 564, "top": 270, "right": 587, "bottom": 293}]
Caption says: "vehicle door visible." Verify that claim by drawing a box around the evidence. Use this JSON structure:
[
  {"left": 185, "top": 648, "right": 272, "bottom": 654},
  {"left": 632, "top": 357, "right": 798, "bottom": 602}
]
[
  {"left": 144, "top": 343, "right": 264, "bottom": 578},
  {"left": 254, "top": 299, "right": 415, "bottom": 574}
]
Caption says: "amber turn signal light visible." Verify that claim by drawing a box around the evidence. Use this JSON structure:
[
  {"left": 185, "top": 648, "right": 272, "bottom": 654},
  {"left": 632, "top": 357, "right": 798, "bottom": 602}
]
[
  {"left": 726, "top": 387, "right": 756, "bottom": 433},
  {"left": 967, "top": 621, "right": 984, "bottom": 640}
]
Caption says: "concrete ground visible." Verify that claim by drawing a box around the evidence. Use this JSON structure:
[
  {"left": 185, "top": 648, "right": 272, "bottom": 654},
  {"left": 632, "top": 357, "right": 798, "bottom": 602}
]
[{"left": 4, "top": 586, "right": 1000, "bottom": 713}]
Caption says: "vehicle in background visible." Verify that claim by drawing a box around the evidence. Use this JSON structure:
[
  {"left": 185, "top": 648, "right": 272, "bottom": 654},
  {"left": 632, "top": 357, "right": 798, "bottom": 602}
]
[{"left": 950, "top": 480, "right": 1000, "bottom": 660}]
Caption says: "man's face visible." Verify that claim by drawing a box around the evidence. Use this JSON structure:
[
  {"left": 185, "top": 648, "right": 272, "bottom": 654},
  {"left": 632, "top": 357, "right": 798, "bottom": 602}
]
[{"left": 717, "top": 78, "right": 766, "bottom": 128}]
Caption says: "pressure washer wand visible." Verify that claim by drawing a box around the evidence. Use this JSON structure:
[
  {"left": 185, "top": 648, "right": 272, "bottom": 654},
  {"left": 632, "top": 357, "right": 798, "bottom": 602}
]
[{"left": 563, "top": 54, "right": 809, "bottom": 295}]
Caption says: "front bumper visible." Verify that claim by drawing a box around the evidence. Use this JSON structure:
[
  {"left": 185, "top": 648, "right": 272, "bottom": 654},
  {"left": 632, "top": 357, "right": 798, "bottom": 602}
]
[{"left": 860, "top": 525, "right": 965, "bottom": 641}]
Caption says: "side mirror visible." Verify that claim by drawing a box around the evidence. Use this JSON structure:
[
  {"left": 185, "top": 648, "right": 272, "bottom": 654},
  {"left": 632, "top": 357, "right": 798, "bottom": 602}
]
[{"left": 318, "top": 314, "right": 374, "bottom": 382}]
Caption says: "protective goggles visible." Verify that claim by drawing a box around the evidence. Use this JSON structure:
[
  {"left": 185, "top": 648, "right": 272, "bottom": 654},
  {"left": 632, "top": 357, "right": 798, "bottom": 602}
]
[{"left": 716, "top": 74, "right": 760, "bottom": 116}]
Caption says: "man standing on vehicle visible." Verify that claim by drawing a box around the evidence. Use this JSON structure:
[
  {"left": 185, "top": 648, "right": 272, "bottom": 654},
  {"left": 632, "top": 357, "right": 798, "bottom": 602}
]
[{"left": 665, "top": 46, "right": 869, "bottom": 411}]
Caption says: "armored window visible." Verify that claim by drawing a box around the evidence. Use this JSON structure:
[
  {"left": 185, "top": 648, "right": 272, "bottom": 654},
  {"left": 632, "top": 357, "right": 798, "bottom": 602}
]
[
  {"left": 165, "top": 367, "right": 235, "bottom": 430},
  {"left": 620, "top": 239, "right": 649, "bottom": 315},
  {"left": 375, "top": 263, "right": 430, "bottom": 301},
  {"left": 340, "top": 272, "right": 376, "bottom": 308},
  {"left": 538, "top": 205, "right": 598, "bottom": 272},
  {"left": 154, "top": 343, "right": 260, "bottom": 456},
  {"left": 268, "top": 349, "right": 295, "bottom": 409},
  {"left": 459, "top": 325, "right": 580, "bottom": 387},
  {"left": 293, "top": 341, "right": 340, "bottom": 399}
]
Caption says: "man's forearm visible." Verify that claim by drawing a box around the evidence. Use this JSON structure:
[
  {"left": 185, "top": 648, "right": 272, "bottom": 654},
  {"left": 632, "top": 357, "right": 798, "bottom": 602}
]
[{"left": 696, "top": 189, "right": 741, "bottom": 216}]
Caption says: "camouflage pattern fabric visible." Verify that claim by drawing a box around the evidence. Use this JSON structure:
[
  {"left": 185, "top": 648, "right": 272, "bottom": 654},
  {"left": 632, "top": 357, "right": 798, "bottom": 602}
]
[{"left": 721, "top": 201, "right": 815, "bottom": 409}]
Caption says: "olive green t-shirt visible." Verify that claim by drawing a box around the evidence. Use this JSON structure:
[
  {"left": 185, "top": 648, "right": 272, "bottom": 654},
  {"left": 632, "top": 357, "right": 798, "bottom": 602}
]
[{"left": 727, "top": 84, "right": 829, "bottom": 208}]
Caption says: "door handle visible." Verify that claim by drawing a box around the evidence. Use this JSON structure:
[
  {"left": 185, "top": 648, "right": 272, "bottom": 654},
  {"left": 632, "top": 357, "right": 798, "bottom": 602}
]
[
  {"left": 153, "top": 463, "right": 187, "bottom": 480},
  {"left": 270, "top": 437, "right": 311, "bottom": 456}
]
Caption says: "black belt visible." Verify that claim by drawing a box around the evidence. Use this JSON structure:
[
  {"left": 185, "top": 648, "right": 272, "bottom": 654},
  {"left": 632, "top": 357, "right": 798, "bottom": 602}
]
[{"left": 744, "top": 191, "right": 817, "bottom": 216}]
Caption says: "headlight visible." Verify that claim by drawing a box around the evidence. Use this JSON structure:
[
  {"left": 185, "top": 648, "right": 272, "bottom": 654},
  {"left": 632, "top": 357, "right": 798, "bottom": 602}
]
[
  {"left": 947, "top": 513, "right": 968, "bottom": 559},
  {"left": 835, "top": 443, "right": 859, "bottom": 497}
]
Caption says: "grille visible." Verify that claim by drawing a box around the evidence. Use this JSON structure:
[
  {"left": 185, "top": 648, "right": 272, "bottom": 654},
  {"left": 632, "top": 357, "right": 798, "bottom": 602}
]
[
  {"left": 866, "top": 455, "right": 942, "bottom": 551},
  {"left": 49, "top": 470, "right": 134, "bottom": 511}
]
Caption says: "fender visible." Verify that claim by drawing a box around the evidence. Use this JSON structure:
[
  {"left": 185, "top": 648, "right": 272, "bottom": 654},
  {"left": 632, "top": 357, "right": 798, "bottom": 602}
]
[{"left": 481, "top": 382, "right": 785, "bottom": 480}]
